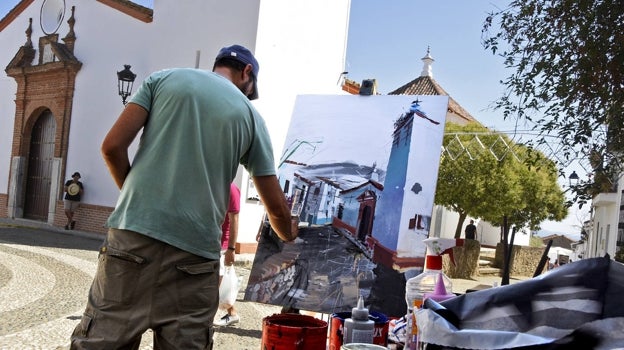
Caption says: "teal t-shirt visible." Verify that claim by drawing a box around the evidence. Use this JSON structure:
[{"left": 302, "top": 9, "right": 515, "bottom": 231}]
[{"left": 106, "top": 68, "right": 276, "bottom": 260}]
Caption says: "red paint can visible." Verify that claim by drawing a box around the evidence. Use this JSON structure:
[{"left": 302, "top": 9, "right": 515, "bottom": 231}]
[{"left": 261, "top": 313, "right": 328, "bottom": 350}]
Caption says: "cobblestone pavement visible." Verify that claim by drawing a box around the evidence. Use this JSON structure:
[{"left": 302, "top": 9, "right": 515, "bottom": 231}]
[
  {"left": 0, "top": 218, "right": 527, "bottom": 350},
  {"left": 0, "top": 219, "right": 281, "bottom": 350}
]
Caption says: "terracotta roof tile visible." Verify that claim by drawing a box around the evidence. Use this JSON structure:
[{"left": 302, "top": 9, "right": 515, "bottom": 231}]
[{"left": 389, "top": 75, "right": 478, "bottom": 125}]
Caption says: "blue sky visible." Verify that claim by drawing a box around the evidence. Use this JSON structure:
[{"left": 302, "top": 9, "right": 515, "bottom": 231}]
[
  {"left": 345, "top": 0, "right": 514, "bottom": 131},
  {"left": 0, "top": 0, "right": 585, "bottom": 237}
]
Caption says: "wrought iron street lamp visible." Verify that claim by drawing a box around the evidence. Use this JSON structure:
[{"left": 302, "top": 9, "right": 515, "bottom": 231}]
[
  {"left": 569, "top": 171, "right": 580, "bottom": 187},
  {"left": 117, "top": 64, "right": 136, "bottom": 105}
]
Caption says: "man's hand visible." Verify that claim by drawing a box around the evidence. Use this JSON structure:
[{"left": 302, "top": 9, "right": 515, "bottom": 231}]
[
  {"left": 252, "top": 175, "right": 299, "bottom": 242},
  {"left": 289, "top": 216, "right": 299, "bottom": 241},
  {"left": 224, "top": 249, "right": 235, "bottom": 266}
]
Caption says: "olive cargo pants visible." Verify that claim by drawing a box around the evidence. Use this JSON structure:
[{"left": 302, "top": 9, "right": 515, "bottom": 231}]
[{"left": 70, "top": 228, "right": 219, "bottom": 349}]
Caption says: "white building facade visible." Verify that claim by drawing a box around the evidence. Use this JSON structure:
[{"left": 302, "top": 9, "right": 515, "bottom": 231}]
[
  {"left": 0, "top": 0, "right": 351, "bottom": 248},
  {"left": 584, "top": 175, "right": 624, "bottom": 260}
]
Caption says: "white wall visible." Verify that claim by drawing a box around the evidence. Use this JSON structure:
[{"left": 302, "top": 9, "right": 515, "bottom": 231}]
[
  {"left": 613, "top": 177, "right": 624, "bottom": 258},
  {"left": 0, "top": 5, "right": 33, "bottom": 196},
  {"left": 150, "top": 0, "right": 261, "bottom": 71},
  {"left": 431, "top": 205, "right": 458, "bottom": 238},
  {"left": 237, "top": 0, "right": 351, "bottom": 242},
  {"left": 68, "top": 0, "right": 155, "bottom": 206},
  {"left": 0, "top": 76, "right": 15, "bottom": 191},
  {"left": 1, "top": 0, "right": 351, "bottom": 244},
  {"left": 588, "top": 174, "right": 624, "bottom": 260},
  {"left": 547, "top": 246, "right": 573, "bottom": 264},
  {"left": 589, "top": 192, "right": 618, "bottom": 258},
  {"left": 430, "top": 205, "right": 530, "bottom": 247},
  {"left": 477, "top": 220, "right": 530, "bottom": 247}
]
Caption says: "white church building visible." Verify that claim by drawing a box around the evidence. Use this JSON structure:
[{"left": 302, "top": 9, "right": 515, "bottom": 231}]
[{"left": 0, "top": 0, "right": 351, "bottom": 250}]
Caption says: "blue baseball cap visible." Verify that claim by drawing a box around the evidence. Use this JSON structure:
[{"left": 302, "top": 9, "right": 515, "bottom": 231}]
[{"left": 215, "top": 44, "right": 260, "bottom": 100}]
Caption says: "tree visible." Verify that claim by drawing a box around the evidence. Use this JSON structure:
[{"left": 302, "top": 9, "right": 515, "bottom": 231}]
[
  {"left": 500, "top": 146, "right": 568, "bottom": 230},
  {"left": 435, "top": 122, "right": 567, "bottom": 239},
  {"left": 466, "top": 136, "right": 566, "bottom": 243},
  {"left": 435, "top": 122, "right": 502, "bottom": 238},
  {"left": 482, "top": 1, "right": 624, "bottom": 202}
]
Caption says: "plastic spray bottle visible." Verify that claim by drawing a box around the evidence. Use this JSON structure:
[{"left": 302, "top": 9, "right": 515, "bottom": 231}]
[
  {"left": 404, "top": 238, "right": 462, "bottom": 349},
  {"left": 423, "top": 273, "right": 457, "bottom": 302},
  {"left": 343, "top": 295, "right": 375, "bottom": 344}
]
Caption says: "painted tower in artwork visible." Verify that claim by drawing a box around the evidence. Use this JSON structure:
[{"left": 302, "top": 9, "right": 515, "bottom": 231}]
[{"left": 370, "top": 99, "right": 442, "bottom": 269}]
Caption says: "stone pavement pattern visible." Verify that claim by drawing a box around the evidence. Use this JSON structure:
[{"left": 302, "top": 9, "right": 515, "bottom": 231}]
[
  {"left": 0, "top": 220, "right": 282, "bottom": 350},
  {"left": 0, "top": 219, "right": 524, "bottom": 349}
]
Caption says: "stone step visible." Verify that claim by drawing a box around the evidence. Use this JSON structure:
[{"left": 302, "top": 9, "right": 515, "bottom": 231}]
[
  {"left": 479, "top": 248, "right": 496, "bottom": 258},
  {"left": 478, "top": 259, "right": 493, "bottom": 266},
  {"left": 478, "top": 267, "right": 501, "bottom": 276}
]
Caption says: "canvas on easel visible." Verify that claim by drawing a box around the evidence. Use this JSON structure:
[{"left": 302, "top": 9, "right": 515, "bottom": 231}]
[{"left": 244, "top": 94, "right": 448, "bottom": 316}]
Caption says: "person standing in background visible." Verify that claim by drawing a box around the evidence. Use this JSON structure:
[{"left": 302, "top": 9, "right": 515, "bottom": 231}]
[
  {"left": 215, "top": 182, "right": 241, "bottom": 327},
  {"left": 465, "top": 219, "right": 477, "bottom": 240},
  {"left": 71, "top": 44, "right": 298, "bottom": 349},
  {"left": 63, "top": 172, "right": 83, "bottom": 230}
]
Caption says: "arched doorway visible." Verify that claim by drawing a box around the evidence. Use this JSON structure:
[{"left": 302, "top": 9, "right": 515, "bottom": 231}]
[
  {"left": 24, "top": 110, "right": 56, "bottom": 221},
  {"left": 356, "top": 189, "right": 377, "bottom": 242},
  {"left": 357, "top": 205, "right": 373, "bottom": 242}
]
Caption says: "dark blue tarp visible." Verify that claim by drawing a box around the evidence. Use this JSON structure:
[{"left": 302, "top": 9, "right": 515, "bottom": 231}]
[{"left": 417, "top": 256, "right": 624, "bottom": 349}]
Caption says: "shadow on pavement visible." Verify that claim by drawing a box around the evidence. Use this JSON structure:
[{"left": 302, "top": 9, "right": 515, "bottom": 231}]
[
  {"left": 214, "top": 326, "right": 263, "bottom": 339},
  {"left": 0, "top": 221, "right": 103, "bottom": 251}
]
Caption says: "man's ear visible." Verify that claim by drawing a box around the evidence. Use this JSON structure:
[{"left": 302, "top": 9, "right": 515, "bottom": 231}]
[{"left": 243, "top": 64, "right": 254, "bottom": 78}]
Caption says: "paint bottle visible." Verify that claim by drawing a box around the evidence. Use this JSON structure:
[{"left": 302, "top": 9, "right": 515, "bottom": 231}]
[
  {"left": 404, "top": 238, "right": 458, "bottom": 349},
  {"left": 343, "top": 296, "right": 375, "bottom": 345},
  {"left": 422, "top": 273, "right": 456, "bottom": 303}
]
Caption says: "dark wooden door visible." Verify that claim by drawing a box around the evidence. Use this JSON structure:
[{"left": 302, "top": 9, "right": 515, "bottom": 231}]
[{"left": 24, "top": 111, "right": 56, "bottom": 221}]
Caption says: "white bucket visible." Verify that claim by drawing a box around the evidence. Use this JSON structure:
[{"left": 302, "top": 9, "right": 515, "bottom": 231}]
[{"left": 341, "top": 343, "right": 387, "bottom": 350}]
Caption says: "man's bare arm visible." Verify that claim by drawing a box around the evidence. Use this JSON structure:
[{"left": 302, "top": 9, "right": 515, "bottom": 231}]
[
  {"left": 252, "top": 175, "right": 297, "bottom": 242},
  {"left": 101, "top": 103, "right": 148, "bottom": 189},
  {"left": 224, "top": 211, "right": 239, "bottom": 266}
]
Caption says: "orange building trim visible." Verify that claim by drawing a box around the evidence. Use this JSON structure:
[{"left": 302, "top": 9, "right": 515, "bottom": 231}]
[{"left": 0, "top": 0, "right": 34, "bottom": 32}]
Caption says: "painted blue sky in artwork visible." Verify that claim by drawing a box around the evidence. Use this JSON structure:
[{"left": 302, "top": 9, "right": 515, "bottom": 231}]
[{"left": 282, "top": 95, "right": 448, "bottom": 173}]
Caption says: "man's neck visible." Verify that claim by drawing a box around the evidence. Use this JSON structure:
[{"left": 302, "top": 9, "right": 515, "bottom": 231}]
[{"left": 213, "top": 67, "right": 233, "bottom": 82}]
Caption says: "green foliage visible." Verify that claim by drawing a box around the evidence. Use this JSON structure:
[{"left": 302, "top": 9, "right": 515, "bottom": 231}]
[
  {"left": 482, "top": 0, "right": 624, "bottom": 202},
  {"left": 615, "top": 246, "right": 624, "bottom": 264},
  {"left": 435, "top": 122, "right": 501, "bottom": 237},
  {"left": 435, "top": 122, "right": 567, "bottom": 238},
  {"left": 529, "top": 235, "right": 544, "bottom": 248},
  {"left": 505, "top": 145, "right": 568, "bottom": 229}
]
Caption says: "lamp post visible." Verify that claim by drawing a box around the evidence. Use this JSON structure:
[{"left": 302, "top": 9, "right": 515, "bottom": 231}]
[
  {"left": 569, "top": 171, "right": 580, "bottom": 187},
  {"left": 117, "top": 64, "right": 136, "bottom": 105}
]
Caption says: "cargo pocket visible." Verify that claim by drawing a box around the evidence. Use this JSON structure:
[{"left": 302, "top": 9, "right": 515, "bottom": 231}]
[
  {"left": 176, "top": 260, "right": 219, "bottom": 311},
  {"left": 93, "top": 245, "right": 146, "bottom": 305},
  {"left": 71, "top": 313, "right": 93, "bottom": 338}
]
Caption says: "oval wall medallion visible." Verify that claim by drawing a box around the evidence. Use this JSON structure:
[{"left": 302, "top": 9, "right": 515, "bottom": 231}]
[{"left": 40, "top": 0, "right": 66, "bottom": 35}]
